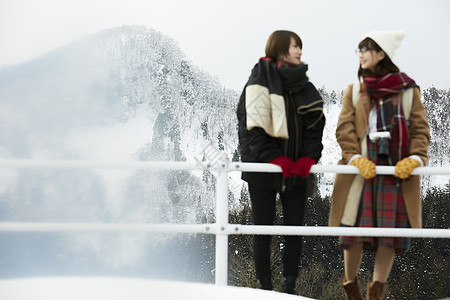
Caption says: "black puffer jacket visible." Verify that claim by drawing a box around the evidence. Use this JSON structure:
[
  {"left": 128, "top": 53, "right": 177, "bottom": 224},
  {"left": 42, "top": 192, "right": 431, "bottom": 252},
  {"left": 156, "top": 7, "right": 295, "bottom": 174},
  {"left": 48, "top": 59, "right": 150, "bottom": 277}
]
[{"left": 237, "top": 60, "right": 325, "bottom": 191}]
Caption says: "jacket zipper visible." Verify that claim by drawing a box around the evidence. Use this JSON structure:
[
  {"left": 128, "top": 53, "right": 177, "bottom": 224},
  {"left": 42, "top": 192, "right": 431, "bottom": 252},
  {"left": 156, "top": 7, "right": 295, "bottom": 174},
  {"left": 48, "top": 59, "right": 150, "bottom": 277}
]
[
  {"left": 281, "top": 93, "right": 290, "bottom": 192},
  {"left": 290, "top": 92, "right": 300, "bottom": 186}
]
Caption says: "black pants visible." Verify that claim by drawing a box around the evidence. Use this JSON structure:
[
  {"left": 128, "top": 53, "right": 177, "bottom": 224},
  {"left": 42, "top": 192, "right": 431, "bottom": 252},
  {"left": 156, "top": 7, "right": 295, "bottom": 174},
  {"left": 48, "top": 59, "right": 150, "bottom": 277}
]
[{"left": 248, "top": 184, "right": 307, "bottom": 279}]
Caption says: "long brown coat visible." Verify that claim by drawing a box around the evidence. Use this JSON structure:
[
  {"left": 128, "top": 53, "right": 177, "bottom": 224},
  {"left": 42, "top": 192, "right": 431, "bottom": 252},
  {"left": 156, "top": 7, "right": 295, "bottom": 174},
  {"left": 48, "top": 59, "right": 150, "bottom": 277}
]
[{"left": 328, "top": 84, "right": 430, "bottom": 228}]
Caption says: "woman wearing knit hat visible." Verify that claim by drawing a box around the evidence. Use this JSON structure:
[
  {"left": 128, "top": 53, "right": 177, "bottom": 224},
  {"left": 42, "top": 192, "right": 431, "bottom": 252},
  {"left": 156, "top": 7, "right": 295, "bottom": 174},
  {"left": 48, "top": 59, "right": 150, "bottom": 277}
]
[{"left": 329, "top": 31, "right": 430, "bottom": 299}]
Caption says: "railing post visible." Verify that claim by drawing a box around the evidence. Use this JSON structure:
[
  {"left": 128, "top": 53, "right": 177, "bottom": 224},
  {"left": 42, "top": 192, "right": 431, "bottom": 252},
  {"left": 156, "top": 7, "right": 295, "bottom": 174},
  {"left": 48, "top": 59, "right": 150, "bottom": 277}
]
[{"left": 215, "top": 158, "right": 229, "bottom": 286}]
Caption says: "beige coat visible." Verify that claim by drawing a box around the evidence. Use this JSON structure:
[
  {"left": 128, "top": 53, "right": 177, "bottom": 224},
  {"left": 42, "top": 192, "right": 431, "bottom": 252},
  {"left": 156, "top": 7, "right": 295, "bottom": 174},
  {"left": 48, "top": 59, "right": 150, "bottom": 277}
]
[{"left": 328, "top": 84, "right": 430, "bottom": 228}]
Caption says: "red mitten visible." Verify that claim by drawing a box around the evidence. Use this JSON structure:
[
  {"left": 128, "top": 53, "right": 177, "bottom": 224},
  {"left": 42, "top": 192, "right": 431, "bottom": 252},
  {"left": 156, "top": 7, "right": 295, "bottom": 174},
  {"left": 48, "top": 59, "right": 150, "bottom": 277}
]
[
  {"left": 296, "top": 157, "right": 316, "bottom": 177},
  {"left": 270, "top": 156, "right": 296, "bottom": 178}
]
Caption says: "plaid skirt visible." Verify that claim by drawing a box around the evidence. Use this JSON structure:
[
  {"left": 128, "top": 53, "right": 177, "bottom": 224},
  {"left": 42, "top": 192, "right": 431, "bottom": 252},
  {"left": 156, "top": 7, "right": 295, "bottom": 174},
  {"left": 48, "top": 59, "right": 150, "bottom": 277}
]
[{"left": 340, "top": 138, "right": 411, "bottom": 253}]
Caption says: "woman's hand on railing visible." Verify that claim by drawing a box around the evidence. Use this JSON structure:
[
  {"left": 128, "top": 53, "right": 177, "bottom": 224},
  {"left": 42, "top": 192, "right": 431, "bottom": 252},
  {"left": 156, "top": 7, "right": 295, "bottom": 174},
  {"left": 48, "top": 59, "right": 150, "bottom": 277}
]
[
  {"left": 269, "top": 156, "right": 296, "bottom": 177},
  {"left": 295, "top": 157, "right": 316, "bottom": 177},
  {"left": 350, "top": 157, "right": 376, "bottom": 179},
  {"left": 395, "top": 158, "right": 421, "bottom": 179}
]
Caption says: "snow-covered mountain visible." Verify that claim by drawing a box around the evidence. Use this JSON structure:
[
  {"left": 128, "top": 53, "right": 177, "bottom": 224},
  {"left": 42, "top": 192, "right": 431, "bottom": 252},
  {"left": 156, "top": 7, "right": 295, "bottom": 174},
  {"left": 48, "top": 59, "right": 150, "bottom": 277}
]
[{"left": 0, "top": 25, "right": 242, "bottom": 278}]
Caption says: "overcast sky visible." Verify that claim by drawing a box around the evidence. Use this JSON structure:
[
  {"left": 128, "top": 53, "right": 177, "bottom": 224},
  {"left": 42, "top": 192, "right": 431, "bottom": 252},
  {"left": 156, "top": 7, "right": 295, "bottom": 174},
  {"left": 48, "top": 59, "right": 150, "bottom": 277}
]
[{"left": 1, "top": 0, "right": 449, "bottom": 92}]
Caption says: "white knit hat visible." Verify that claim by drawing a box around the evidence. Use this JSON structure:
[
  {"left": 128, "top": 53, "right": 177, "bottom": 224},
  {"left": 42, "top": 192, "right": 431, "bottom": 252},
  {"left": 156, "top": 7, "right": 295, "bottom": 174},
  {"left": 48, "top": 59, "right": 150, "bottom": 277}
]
[{"left": 363, "top": 31, "right": 405, "bottom": 59}]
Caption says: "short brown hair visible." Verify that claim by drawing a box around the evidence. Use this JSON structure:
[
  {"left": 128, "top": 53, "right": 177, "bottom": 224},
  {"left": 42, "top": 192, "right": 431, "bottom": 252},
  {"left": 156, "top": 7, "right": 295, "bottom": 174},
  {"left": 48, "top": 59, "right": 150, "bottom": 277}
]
[
  {"left": 265, "top": 30, "right": 302, "bottom": 61},
  {"left": 358, "top": 38, "right": 399, "bottom": 78}
]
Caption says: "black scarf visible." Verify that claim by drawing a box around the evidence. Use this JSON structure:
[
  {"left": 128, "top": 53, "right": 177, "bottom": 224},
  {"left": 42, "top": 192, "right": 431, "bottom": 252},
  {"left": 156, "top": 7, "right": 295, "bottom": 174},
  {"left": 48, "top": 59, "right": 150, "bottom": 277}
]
[
  {"left": 245, "top": 57, "right": 323, "bottom": 136},
  {"left": 247, "top": 57, "right": 310, "bottom": 94}
]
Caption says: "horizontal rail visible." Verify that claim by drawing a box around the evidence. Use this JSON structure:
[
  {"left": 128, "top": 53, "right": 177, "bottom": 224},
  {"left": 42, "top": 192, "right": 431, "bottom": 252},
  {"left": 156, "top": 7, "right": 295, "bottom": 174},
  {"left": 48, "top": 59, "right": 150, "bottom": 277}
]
[
  {"left": 0, "top": 159, "right": 449, "bottom": 175},
  {"left": 0, "top": 159, "right": 201, "bottom": 171},
  {"left": 234, "top": 225, "right": 450, "bottom": 238},
  {"left": 0, "top": 223, "right": 449, "bottom": 238},
  {"left": 0, "top": 222, "right": 212, "bottom": 234},
  {"left": 239, "top": 163, "right": 450, "bottom": 175}
]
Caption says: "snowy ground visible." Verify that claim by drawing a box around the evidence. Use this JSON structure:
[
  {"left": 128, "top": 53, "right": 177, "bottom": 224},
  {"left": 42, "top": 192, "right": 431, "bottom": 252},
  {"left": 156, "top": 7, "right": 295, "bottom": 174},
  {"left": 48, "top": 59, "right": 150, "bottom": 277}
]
[{"left": 0, "top": 277, "right": 315, "bottom": 300}]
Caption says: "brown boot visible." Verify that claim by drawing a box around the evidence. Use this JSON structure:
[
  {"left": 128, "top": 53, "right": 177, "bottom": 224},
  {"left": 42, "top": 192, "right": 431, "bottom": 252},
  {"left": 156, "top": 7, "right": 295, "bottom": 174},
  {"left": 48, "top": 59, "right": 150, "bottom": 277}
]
[
  {"left": 341, "top": 275, "right": 362, "bottom": 300},
  {"left": 366, "top": 281, "right": 386, "bottom": 300}
]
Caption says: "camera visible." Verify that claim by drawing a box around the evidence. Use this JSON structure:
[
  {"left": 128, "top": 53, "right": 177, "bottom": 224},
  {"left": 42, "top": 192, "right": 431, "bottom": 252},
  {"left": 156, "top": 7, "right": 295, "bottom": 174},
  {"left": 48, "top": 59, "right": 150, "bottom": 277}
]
[
  {"left": 368, "top": 131, "right": 391, "bottom": 159},
  {"left": 377, "top": 138, "right": 390, "bottom": 158}
]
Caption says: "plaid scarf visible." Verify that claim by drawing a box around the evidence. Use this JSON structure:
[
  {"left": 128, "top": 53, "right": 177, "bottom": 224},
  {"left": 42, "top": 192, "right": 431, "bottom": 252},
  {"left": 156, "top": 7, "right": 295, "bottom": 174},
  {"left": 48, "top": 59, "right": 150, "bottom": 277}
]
[
  {"left": 364, "top": 72, "right": 417, "bottom": 164},
  {"left": 376, "top": 96, "right": 409, "bottom": 165},
  {"left": 364, "top": 72, "right": 417, "bottom": 99}
]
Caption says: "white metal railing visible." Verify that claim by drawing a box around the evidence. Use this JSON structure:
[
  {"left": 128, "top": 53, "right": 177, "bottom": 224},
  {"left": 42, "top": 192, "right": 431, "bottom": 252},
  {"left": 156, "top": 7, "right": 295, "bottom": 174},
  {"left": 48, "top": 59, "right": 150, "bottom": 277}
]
[{"left": 0, "top": 159, "right": 449, "bottom": 287}]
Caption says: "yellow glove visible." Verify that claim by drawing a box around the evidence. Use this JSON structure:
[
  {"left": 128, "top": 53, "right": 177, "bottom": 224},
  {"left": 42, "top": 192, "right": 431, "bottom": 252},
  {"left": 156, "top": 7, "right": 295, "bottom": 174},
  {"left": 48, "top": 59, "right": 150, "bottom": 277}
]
[
  {"left": 395, "top": 158, "right": 421, "bottom": 179},
  {"left": 350, "top": 157, "right": 376, "bottom": 179}
]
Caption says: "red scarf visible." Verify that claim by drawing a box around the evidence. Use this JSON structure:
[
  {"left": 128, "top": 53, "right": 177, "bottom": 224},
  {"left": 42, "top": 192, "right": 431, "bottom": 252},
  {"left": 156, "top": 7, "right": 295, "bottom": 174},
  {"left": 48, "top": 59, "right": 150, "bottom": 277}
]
[
  {"left": 375, "top": 96, "right": 409, "bottom": 165},
  {"left": 365, "top": 72, "right": 417, "bottom": 165},
  {"left": 364, "top": 72, "right": 417, "bottom": 99}
]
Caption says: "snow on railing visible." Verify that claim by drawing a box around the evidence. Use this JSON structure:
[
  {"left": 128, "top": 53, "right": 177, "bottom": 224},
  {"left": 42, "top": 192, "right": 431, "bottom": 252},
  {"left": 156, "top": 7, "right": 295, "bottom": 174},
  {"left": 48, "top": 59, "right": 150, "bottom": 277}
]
[{"left": 0, "top": 158, "right": 449, "bottom": 286}]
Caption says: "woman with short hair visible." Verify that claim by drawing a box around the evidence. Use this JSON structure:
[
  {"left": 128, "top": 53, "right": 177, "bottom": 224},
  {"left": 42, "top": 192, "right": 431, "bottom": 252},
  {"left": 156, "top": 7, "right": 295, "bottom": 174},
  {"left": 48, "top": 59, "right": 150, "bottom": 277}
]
[{"left": 237, "top": 30, "right": 325, "bottom": 294}]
